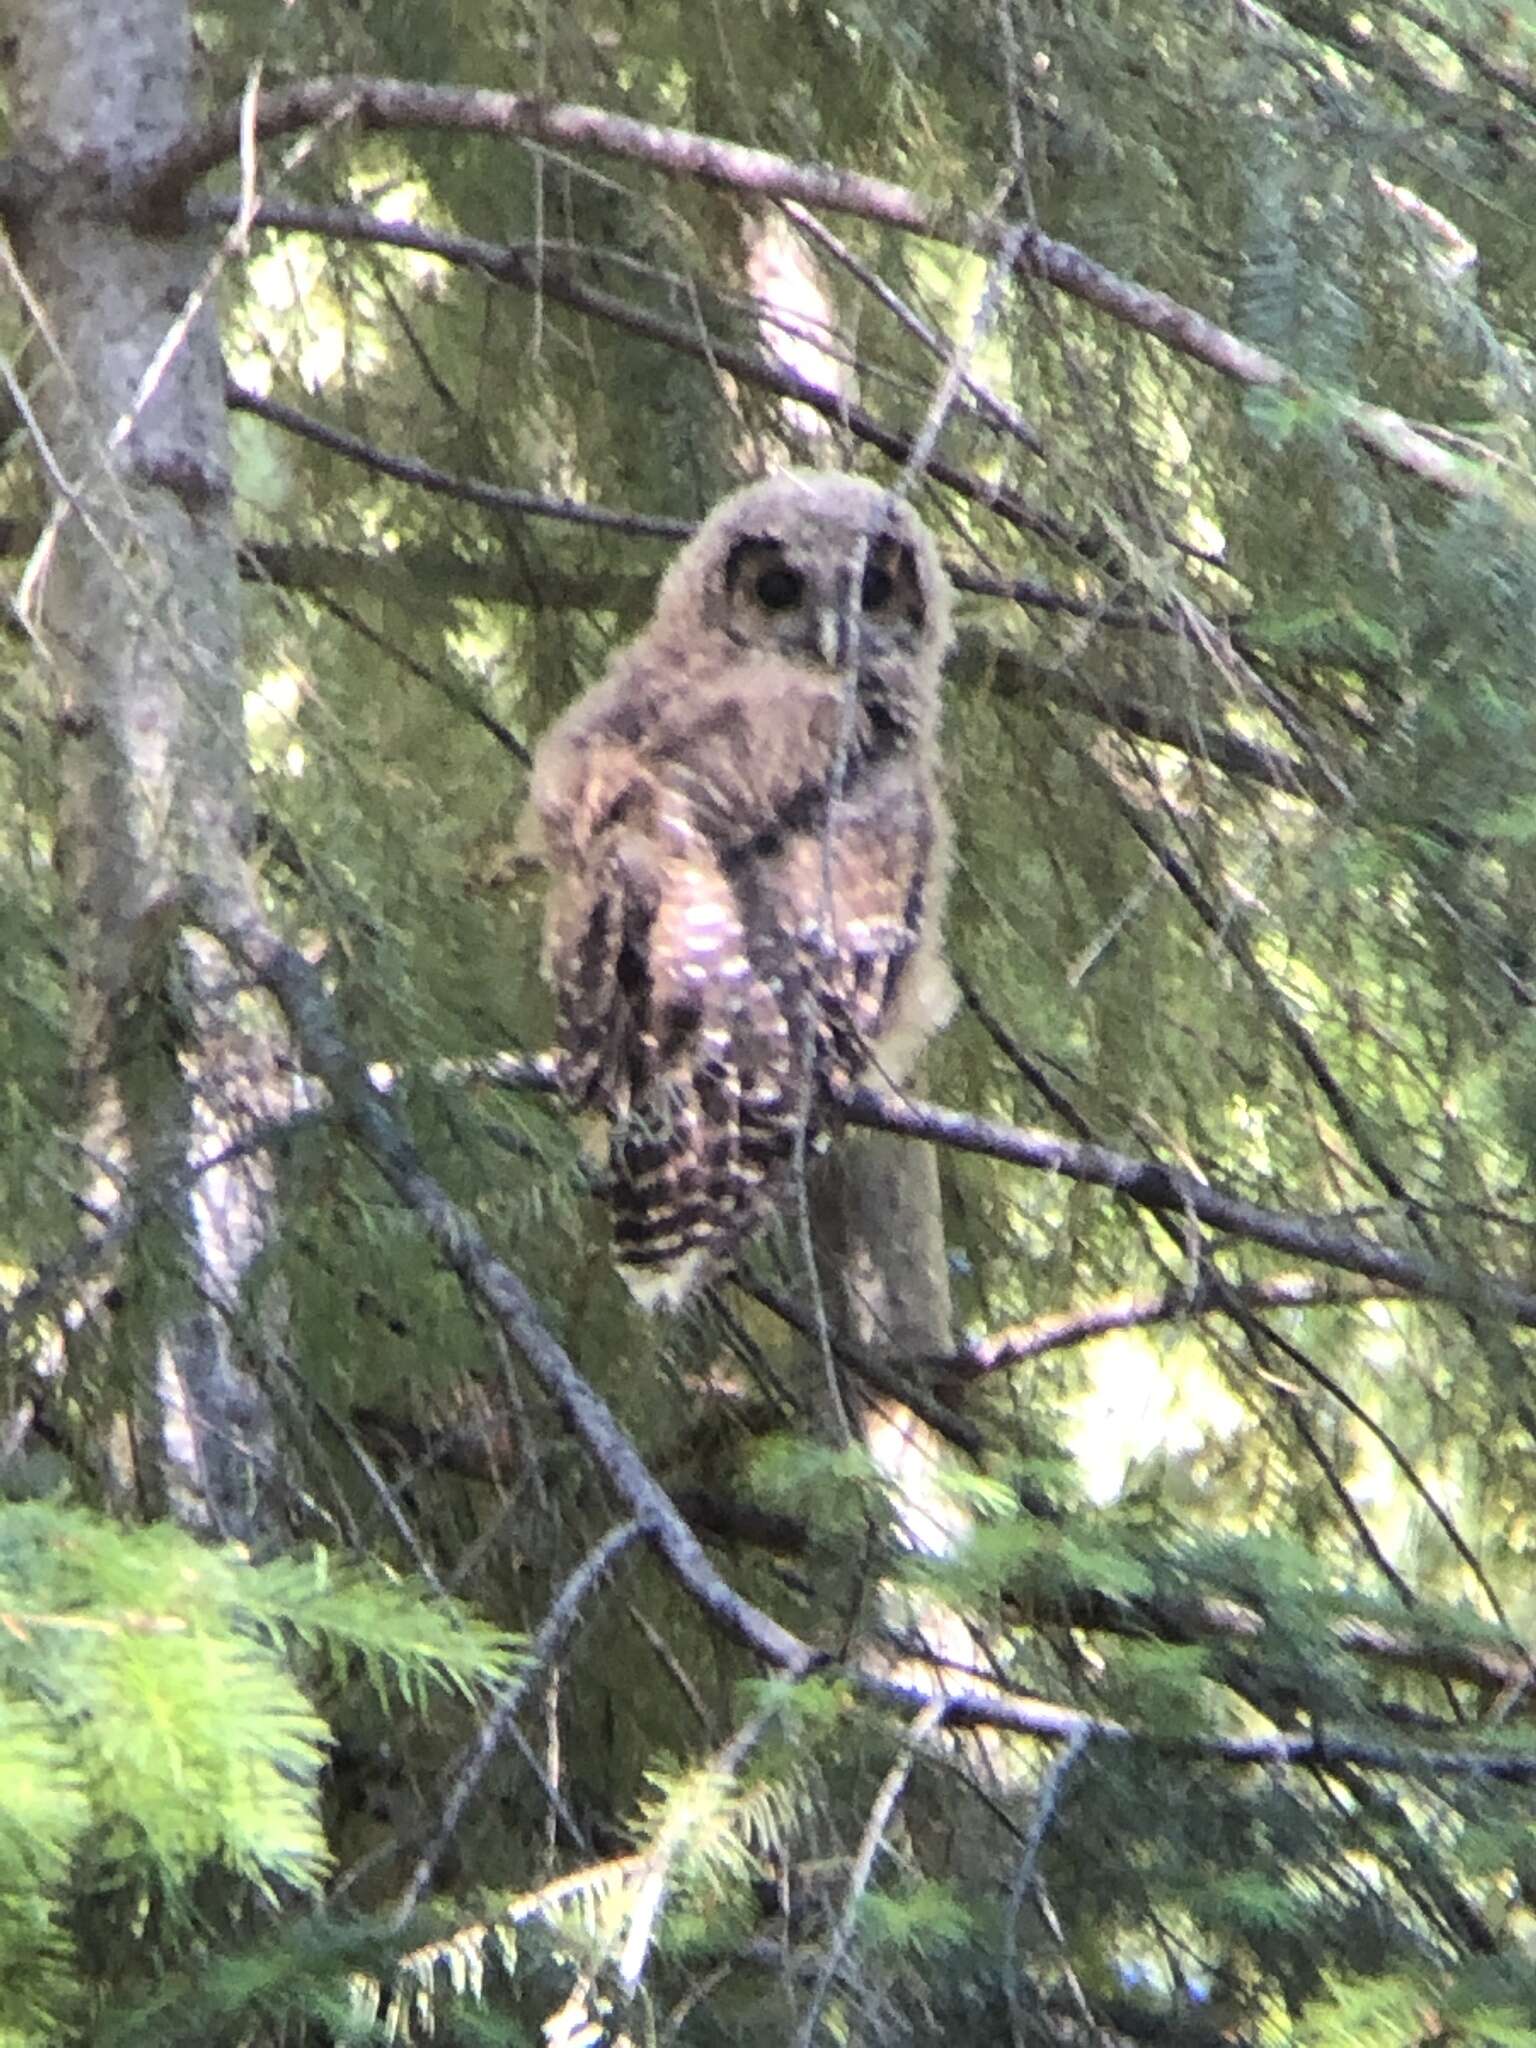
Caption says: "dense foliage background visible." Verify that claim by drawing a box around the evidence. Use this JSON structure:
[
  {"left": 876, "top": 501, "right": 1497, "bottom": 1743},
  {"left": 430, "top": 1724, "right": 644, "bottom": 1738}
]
[{"left": 11, "top": 0, "right": 1536, "bottom": 2039}]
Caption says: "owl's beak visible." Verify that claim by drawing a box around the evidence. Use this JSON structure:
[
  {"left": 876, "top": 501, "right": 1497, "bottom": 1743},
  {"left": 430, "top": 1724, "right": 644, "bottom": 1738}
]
[{"left": 816, "top": 603, "right": 850, "bottom": 671}]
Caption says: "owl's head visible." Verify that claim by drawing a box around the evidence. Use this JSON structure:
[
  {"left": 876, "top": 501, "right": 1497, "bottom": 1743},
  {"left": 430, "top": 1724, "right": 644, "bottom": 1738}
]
[{"left": 653, "top": 471, "right": 952, "bottom": 711}]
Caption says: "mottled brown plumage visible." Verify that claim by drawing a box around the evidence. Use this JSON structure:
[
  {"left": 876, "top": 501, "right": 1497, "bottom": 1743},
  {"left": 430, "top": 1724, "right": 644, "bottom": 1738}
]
[{"left": 524, "top": 471, "right": 955, "bottom": 1307}]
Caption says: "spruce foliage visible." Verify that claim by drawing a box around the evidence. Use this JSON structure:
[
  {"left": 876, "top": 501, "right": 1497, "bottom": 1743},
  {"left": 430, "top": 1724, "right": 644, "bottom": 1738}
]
[{"left": 0, "top": 1503, "right": 514, "bottom": 2041}]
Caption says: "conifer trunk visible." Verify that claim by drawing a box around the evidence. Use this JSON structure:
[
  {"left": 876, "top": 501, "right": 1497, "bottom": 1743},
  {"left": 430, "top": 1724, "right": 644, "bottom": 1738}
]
[
  {"left": 814, "top": 1118, "right": 961, "bottom": 1571},
  {"left": 813, "top": 1133, "right": 952, "bottom": 1366},
  {"left": 11, "top": 0, "right": 278, "bottom": 1537}
]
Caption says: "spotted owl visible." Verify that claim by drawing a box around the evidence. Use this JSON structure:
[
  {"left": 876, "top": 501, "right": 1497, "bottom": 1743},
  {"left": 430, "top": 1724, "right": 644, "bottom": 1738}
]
[{"left": 524, "top": 470, "right": 955, "bottom": 1309}]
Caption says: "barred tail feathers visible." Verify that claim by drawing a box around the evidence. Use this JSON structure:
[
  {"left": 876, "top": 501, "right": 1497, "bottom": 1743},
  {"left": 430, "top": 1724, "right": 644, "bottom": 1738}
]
[{"left": 600, "top": 819, "right": 807, "bottom": 1308}]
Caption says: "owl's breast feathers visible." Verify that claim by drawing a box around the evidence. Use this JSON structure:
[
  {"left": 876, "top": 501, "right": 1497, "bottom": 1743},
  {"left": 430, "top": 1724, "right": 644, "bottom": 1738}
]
[{"left": 532, "top": 643, "right": 948, "bottom": 1308}]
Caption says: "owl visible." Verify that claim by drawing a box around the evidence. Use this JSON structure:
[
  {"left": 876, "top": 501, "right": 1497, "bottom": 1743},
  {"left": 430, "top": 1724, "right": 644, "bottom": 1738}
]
[{"left": 524, "top": 470, "right": 955, "bottom": 1309}]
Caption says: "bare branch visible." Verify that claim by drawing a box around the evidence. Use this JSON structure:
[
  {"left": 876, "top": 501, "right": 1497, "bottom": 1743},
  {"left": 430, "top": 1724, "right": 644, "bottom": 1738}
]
[
  {"left": 793, "top": 1698, "right": 944, "bottom": 2048},
  {"left": 737, "top": 1274, "right": 985, "bottom": 1456},
  {"left": 1109, "top": 791, "right": 1417, "bottom": 1207},
  {"left": 866, "top": 1671, "right": 1536, "bottom": 1781},
  {"left": 780, "top": 197, "right": 1047, "bottom": 459},
  {"left": 300, "top": 587, "right": 532, "bottom": 766},
  {"left": 395, "top": 1517, "right": 648, "bottom": 1924},
  {"left": 842, "top": 1087, "right": 1536, "bottom": 1322},
  {"left": 215, "top": 199, "right": 1081, "bottom": 555},
  {"left": 950, "top": 1272, "right": 1398, "bottom": 1375},
  {"left": 231, "top": 373, "right": 1178, "bottom": 632},
  {"left": 143, "top": 79, "right": 1490, "bottom": 495},
  {"left": 197, "top": 890, "right": 1536, "bottom": 1781},
  {"left": 452, "top": 1048, "right": 1536, "bottom": 1327},
  {"left": 976, "top": 640, "right": 1329, "bottom": 796},
  {"left": 227, "top": 383, "right": 694, "bottom": 540},
  {"left": 239, "top": 537, "right": 652, "bottom": 613}
]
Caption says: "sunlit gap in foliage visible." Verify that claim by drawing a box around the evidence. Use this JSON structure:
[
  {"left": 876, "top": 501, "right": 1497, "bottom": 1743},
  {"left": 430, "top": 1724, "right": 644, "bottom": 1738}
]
[
  {"left": 245, "top": 663, "right": 306, "bottom": 778},
  {"left": 742, "top": 210, "right": 847, "bottom": 440}
]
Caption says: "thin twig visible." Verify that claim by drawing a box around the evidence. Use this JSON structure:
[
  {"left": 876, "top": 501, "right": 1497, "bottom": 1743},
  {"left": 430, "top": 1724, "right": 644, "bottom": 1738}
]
[
  {"left": 793, "top": 1699, "right": 944, "bottom": 2048},
  {"left": 618, "top": 1698, "right": 781, "bottom": 1992},
  {"left": 393, "top": 1517, "right": 647, "bottom": 1925},
  {"left": 740, "top": 1275, "right": 984, "bottom": 1455},
  {"left": 227, "top": 382, "right": 693, "bottom": 540},
  {"left": 779, "top": 199, "right": 1046, "bottom": 458},
  {"left": 951, "top": 1272, "right": 1398, "bottom": 1375},
  {"left": 1004, "top": 1725, "right": 1093, "bottom": 2046}
]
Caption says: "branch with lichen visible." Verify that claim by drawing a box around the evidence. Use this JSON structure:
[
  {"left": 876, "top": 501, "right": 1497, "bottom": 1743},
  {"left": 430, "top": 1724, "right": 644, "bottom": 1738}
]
[{"left": 110, "top": 76, "right": 1500, "bottom": 498}]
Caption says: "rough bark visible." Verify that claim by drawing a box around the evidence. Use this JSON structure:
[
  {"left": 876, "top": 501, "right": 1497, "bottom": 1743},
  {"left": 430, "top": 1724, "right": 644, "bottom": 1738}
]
[
  {"left": 813, "top": 1133, "right": 953, "bottom": 1367},
  {"left": 11, "top": 0, "right": 278, "bottom": 1538}
]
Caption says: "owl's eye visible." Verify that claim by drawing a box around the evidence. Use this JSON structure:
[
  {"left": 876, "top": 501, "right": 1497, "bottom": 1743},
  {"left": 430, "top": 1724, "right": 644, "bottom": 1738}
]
[
  {"left": 755, "top": 565, "right": 805, "bottom": 611},
  {"left": 860, "top": 565, "right": 895, "bottom": 609}
]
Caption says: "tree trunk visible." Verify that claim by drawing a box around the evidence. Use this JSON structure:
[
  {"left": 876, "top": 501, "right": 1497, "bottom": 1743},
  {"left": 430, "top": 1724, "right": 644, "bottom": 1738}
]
[
  {"left": 11, "top": 0, "right": 279, "bottom": 1539},
  {"left": 814, "top": 1114, "right": 967, "bottom": 1570},
  {"left": 812, "top": 1131, "right": 952, "bottom": 1365}
]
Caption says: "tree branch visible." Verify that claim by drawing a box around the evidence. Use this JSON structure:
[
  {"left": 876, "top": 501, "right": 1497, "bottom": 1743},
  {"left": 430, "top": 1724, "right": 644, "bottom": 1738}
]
[
  {"left": 975, "top": 641, "right": 1325, "bottom": 796},
  {"left": 864, "top": 1670, "right": 1536, "bottom": 1780},
  {"left": 227, "top": 383, "right": 694, "bottom": 540},
  {"left": 451, "top": 1049, "right": 1536, "bottom": 1328},
  {"left": 239, "top": 537, "right": 652, "bottom": 613},
  {"left": 735, "top": 1274, "right": 984, "bottom": 1455},
  {"left": 841, "top": 1087, "right": 1536, "bottom": 1322},
  {"left": 779, "top": 195, "right": 1047, "bottom": 459},
  {"left": 337, "top": 1404, "right": 1536, "bottom": 1707},
  {"left": 198, "top": 891, "right": 1536, "bottom": 1781},
  {"left": 199, "top": 886, "right": 816, "bottom": 1676},
  {"left": 949, "top": 1272, "right": 1398, "bottom": 1375},
  {"left": 231, "top": 369, "right": 1180, "bottom": 632},
  {"left": 215, "top": 199, "right": 1081, "bottom": 556},
  {"left": 136, "top": 78, "right": 1490, "bottom": 496},
  {"left": 394, "top": 1516, "right": 648, "bottom": 1923}
]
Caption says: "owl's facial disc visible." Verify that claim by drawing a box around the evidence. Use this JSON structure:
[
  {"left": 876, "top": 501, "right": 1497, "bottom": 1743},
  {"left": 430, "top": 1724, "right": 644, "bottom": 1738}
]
[{"left": 721, "top": 531, "right": 926, "bottom": 665}]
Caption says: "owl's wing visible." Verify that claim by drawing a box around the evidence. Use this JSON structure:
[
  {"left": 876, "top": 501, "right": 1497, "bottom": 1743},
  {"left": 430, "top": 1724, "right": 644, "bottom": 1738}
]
[
  {"left": 608, "top": 812, "right": 812, "bottom": 1305},
  {"left": 771, "top": 770, "right": 950, "bottom": 1100},
  {"left": 541, "top": 776, "right": 811, "bottom": 1307},
  {"left": 528, "top": 732, "right": 651, "bottom": 1106}
]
